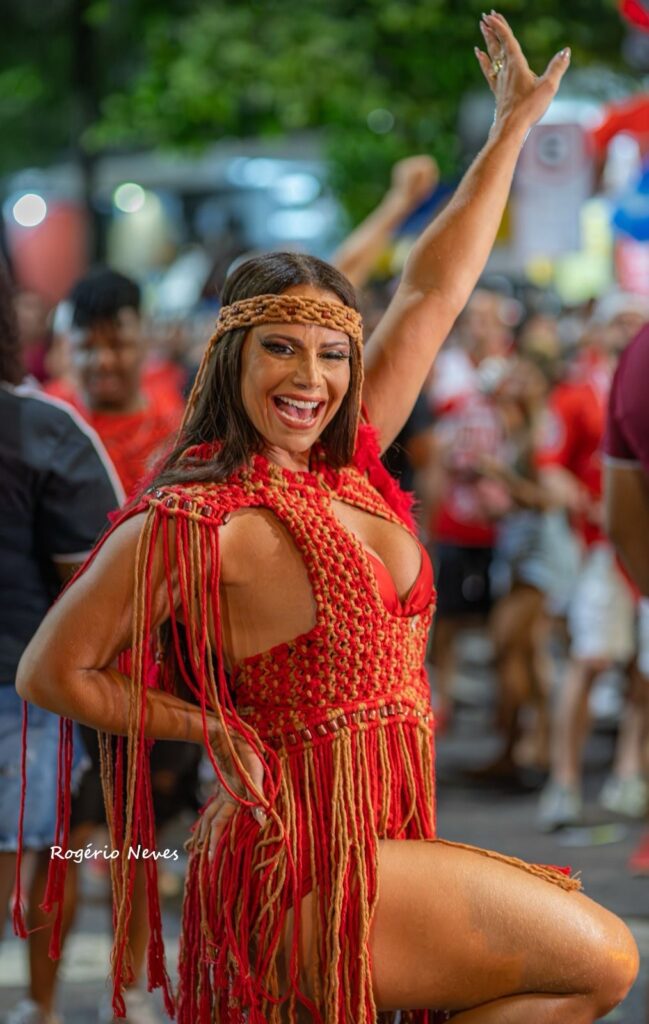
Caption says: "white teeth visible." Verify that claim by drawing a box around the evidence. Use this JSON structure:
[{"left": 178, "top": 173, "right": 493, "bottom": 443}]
[{"left": 277, "top": 397, "right": 320, "bottom": 409}]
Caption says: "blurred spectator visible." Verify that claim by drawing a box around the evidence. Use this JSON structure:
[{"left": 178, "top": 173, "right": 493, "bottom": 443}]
[
  {"left": 605, "top": 322, "right": 649, "bottom": 878},
  {"left": 605, "top": 322, "right": 649, "bottom": 597},
  {"left": 536, "top": 294, "right": 649, "bottom": 831},
  {"left": 424, "top": 289, "right": 513, "bottom": 727},
  {"left": 44, "top": 269, "right": 185, "bottom": 498},
  {"left": 473, "top": 355, "right": 557, "bottom": 780},
  {"left": 0, "top": 255, "right": 121, "bottom": 1024},
  {"left": 332, "top": 155, "right": 439, "bottom": 289}
]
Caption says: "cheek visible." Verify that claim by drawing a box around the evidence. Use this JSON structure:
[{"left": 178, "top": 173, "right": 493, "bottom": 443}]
[
  {"left": 332, "top": 363, "right": 352, "bottom": 403},
  {"left": 239, "top": 362, "right": 271, "bottom": 427}
]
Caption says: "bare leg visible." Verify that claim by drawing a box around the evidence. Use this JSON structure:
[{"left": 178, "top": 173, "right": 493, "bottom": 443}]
[
  {"left": 551, "top": 660, "right": 599, "bottom": 788},
  {"left": 369, "top": 840, "right": 637, "bottom": 1018},
  {"left": 27, "top": 825, "right": 94, "bottom": 1014},
  {"left": 0, "top": 850, "right": 17, "bottom": 940},
  {"left": 489, "top": 586, "right": 543, "bottom": 768},
  {"left": 613, "top": 664, "right": 647, "bottom": 780},
  {"left": 290, "top": 840, "right": 636, "bottom": 1020},
  {"left": 525, "top": 613, "right": 553, "bottom": 770},
  {"left": 27, "top": 824, "right": 150, "bottom": 1014},
  {"left": 448, "top": 992, "right": 600, "bottom": 1022}
]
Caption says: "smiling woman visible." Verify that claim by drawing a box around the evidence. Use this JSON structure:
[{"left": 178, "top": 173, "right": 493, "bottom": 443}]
[
  {"left": 15, "top": 12, "right": 638, "bottom": 1024},
  {"left": 241, "top": 302, "right": 352, "bottom": 462}
]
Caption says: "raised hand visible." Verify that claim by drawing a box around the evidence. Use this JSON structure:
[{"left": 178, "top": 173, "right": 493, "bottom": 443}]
[
  {"left": 474, "top": 11, "right": 570, "bottom": 134},
  {"left": 389, "top": 155, "right": 440, "bottom": 211}
]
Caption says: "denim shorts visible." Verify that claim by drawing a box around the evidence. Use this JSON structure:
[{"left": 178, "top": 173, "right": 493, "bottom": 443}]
[{"left": 0, "top": 686, "right": 87, "bottom": 852}]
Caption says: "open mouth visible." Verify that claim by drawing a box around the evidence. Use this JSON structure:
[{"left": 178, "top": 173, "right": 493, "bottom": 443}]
[{"left": 271, "top": 395, "right": 325, "bottom": 428}]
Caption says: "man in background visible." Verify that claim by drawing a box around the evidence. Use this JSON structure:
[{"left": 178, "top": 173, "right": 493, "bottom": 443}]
[
  {"left": 46, "top": 268, "right": 184, "bottom": 497},
  {"left": 0, "top": 258, "right": 122, "bottom": 1024}
]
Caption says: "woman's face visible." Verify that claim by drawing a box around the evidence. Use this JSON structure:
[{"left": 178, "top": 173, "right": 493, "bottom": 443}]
[{"left": 240, "top": 284, "right": 352, "bottom": 466}]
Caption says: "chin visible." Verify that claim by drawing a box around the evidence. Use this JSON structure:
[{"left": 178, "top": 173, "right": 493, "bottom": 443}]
[{"left": 88, "top": 393, "right": 128, "bottom": 412}]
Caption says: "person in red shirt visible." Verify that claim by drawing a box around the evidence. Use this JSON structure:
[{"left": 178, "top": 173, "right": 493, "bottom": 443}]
[
  {"left": 425, "top": 290, "right": 513, "bottom": 727},
  {"left": 46, "top": 269, "right": 184, "bottom": 498},
  {"left": 536, "top": 302, "right": 649, "bottom": 831}
]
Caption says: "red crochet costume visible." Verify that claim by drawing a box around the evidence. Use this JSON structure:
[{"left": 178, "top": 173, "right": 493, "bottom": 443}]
[
  {"left": 17, "top": 421, "right": 579, "bottom": 1024},
  {"left": 14, "top": 291, "right": 581, "bottom": 1024}
]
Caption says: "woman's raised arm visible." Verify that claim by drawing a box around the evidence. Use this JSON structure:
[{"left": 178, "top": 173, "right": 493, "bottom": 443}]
[{"left": 362, "top": 11, "right": 571, "bottom": 450}]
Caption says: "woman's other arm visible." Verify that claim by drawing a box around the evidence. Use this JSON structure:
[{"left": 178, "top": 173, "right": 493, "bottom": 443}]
[
  {"left": 363, "top": 12, "right": 570, "bottom": 449},
  {"left": 16, "top": 513, "right": 217, "bottom": 747}
]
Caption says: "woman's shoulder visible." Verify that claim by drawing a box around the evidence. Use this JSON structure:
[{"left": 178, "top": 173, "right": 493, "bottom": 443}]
[{"left": 142, "top": 476, "right": 248, "bottom": 527}]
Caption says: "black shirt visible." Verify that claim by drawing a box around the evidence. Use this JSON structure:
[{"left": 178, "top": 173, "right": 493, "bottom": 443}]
[
  {"left": 0, "top": 384, "right": 123, "bottom": 683},
  {"left": 382, "top": 392, "right": 433, "bottom": 493}
]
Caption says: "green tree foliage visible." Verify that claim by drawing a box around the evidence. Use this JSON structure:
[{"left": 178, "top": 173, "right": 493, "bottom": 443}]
[{"left": 0, "top": 0, "right": 624, "bottom": 217}]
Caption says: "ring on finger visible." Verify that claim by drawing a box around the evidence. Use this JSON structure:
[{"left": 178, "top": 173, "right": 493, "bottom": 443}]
[{"left": 490, "top": 54, "right": 505, "bottom": 76}]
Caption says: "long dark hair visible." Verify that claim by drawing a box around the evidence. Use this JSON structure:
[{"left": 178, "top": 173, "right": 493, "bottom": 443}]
[
  {"left": 0, "top": 259, "right": 23, "bottom": 386},
  {"left": 154, "top": 252, "right": 361, "bottom": 487}
]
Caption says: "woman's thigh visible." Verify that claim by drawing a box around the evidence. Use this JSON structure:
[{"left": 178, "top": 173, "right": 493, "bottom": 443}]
[{"left": 368, "top": 839, "right": 637, "bottom": 1014}]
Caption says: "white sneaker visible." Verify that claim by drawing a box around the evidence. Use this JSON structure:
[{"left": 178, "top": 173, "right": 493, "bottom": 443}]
[
  {"left": 537, "top": 782, "right": 582, "bottom": 832},
  {"left": 97, "top": 988, "right": 161, "bottom": 1024},
  {"left": 5, "top": 999, "right": 61, "bottom": 1024},
  {"left": 600, "top": 775, "right": 649, "bottom": 819}
]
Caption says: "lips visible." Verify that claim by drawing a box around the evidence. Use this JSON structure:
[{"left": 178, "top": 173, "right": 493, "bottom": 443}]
[{"left": 271, "top": 395, "right": 325, "bottom": 429}]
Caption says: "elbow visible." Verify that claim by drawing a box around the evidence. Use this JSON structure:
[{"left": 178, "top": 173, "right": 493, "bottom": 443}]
[
  {"left": 16, "top": 650, "right": 42, "bottom": 705},
  {"left": 15, "top": 645, "right": 60, "bottom": 711}
]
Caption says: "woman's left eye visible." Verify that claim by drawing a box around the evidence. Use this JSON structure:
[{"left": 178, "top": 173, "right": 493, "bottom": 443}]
[{"left": 322, "top": 350, "right": 350, "bottom": 361}]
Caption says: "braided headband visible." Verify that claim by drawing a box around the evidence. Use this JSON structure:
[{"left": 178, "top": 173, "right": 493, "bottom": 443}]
[
  {"left": 214, "top": 294, "right": 364, "bottom": 347},
  {"left": 180, "top": 294, "right": 364, "bottom": 431}
]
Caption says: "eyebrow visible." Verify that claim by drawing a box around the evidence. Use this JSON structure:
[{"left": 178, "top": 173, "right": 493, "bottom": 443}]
[{"left": 261, "top": 331, "right": 350, "bottom": 349}]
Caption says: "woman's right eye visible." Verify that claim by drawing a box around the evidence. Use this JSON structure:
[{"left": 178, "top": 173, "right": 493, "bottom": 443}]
[{"left": 261, "top": 341, "right": 293, "bottom": 355}]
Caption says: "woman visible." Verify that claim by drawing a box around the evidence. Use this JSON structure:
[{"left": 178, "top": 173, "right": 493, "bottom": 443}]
[{"left": 16, "top": 14, "right": 638, "bottom": 1024}]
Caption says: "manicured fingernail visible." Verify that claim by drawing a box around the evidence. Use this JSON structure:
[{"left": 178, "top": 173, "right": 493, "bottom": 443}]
[{"left": 560, "top": 47, "right": 571, "bottom": 59}]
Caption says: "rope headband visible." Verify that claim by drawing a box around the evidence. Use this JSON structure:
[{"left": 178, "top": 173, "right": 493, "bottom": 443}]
[
  {"left": 213, "top": 294, "right": 363, "bottom": 347},
  {"left": 181, "top": 293, "right": 364, "bottom": 431}
]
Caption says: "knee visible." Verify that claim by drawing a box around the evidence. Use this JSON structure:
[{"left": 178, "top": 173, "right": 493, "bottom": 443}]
[{"left": 588, "top": 916, "right": 639, "bottom": 1016}]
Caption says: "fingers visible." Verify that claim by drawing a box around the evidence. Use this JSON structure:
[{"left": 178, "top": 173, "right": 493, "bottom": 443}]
[
  {"left": 484, "top": 11, "right": 525, "bottom": 62},
  {"left": 540, "top": 47, "right": 572, "bottom": 93},
  {"left": 474, "top": 47, "right": 497, "bottom": 92},
  {"left": 187, "top": 788, "right": 267, "bottom": 862},
  {"left": 479, "top": 17, "right": 502, "bottom": 62}
]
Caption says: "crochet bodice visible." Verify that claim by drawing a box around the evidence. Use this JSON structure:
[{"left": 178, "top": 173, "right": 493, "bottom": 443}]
[{"left": 147, "top": 450, "right": 435, "bottom": 742}]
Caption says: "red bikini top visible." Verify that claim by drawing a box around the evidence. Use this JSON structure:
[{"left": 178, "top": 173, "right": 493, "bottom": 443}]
[{"left": 365, "top": 540, "right": 433, "bottom": 617}]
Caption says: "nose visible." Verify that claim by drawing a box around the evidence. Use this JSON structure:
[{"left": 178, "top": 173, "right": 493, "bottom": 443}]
[
  {"left": 292, "top": 349, "right": 322, "bottom": 390},
  {"left": 91, "top": 344, "right": 118, "bottom": 373}
]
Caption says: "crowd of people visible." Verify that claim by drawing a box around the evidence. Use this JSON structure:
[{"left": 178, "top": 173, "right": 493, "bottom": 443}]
[{"left": 0, "top": 15, "right": 646, "bottom": 1023}]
